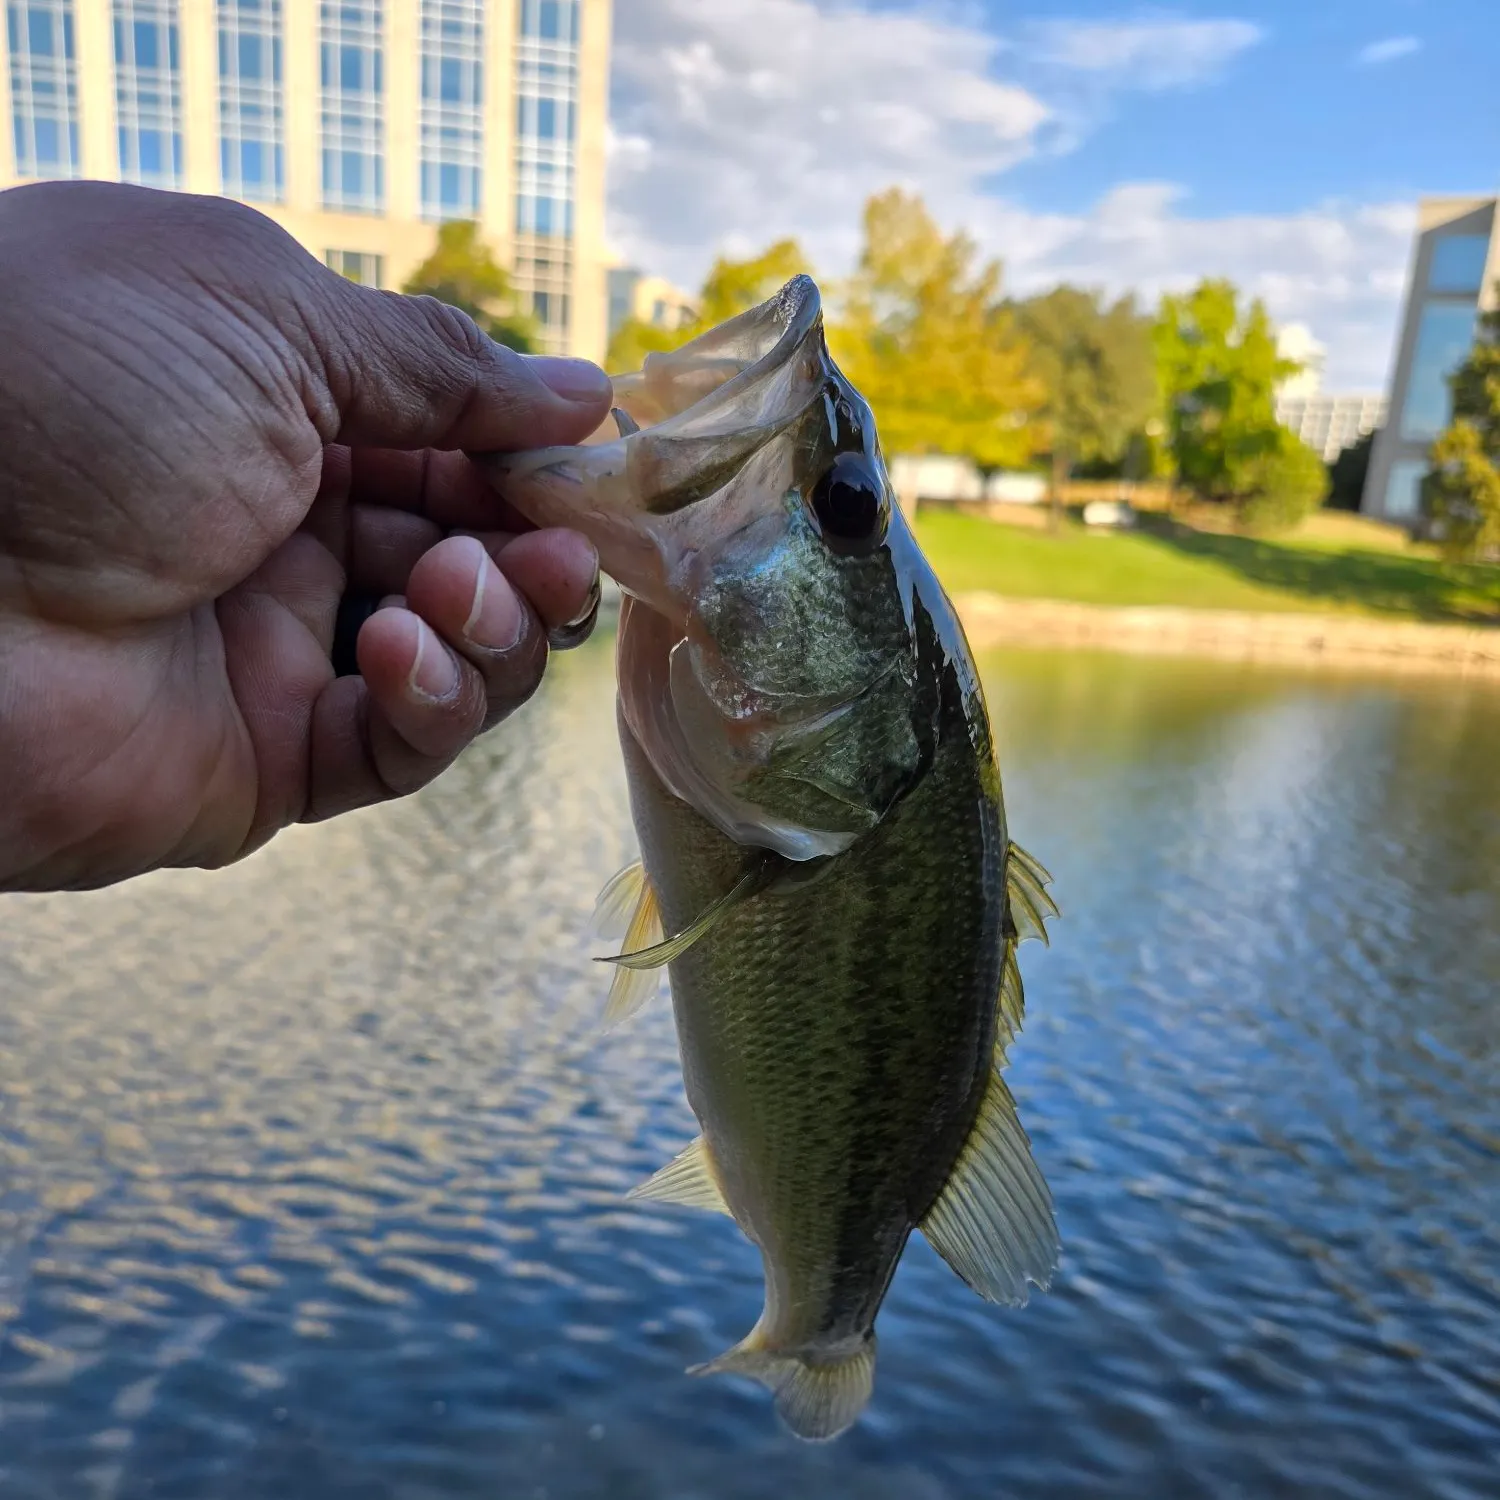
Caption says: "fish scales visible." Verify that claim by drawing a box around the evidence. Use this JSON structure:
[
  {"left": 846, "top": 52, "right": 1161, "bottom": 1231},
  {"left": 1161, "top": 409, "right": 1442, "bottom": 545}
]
[{"left": 621, "top": 633, "right": 1006, "bottom": 1325}]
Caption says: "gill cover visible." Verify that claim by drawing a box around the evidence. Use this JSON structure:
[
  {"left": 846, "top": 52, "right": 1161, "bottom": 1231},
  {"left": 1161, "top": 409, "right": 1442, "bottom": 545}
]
[{"left": 478, "top": 277, "right": 932, "bottom": 861}]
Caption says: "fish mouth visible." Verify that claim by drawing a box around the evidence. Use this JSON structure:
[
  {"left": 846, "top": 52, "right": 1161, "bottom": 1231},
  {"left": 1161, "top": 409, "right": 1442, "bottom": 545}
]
[{"left": 468, "top": 277, "right": 838, "bottom": 621}]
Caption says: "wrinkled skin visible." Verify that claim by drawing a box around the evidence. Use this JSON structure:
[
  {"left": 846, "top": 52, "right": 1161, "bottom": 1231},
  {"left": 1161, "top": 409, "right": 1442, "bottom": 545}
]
[{"left": 0, "top": 180, "right": 614, "bottom": 891}]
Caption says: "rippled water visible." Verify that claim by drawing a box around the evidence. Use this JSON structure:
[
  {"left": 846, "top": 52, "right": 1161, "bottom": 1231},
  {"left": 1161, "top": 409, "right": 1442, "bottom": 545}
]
[{"left": 3, "top": 636, "right": 1499, "bottom": 1499}]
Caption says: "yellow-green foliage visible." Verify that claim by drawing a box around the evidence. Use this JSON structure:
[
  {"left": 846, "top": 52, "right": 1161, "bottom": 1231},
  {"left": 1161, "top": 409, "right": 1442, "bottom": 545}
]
[
  {"left": 401, "top": 221, "right": 539, "bottom": 352},
  {"left": 831, "top": 190, "right": 1044, "bottom": 470}
]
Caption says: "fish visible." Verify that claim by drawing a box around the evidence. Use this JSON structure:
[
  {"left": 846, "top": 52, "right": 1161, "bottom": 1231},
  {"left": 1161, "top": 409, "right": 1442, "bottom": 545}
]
[{"left": 478, "top": 276, "right": 1059, "bottom": 1441}]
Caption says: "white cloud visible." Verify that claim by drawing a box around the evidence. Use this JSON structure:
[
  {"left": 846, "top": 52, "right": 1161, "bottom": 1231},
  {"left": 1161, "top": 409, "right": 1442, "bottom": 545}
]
[
  {"left": 609, "top": 0, "right": 1049, "bottom": 281},
  {"left": 1355, "top": 36, "right": 1422, "bottom": 67},
  {"left": 607, "top": 1, "right": 1412, "bottom": 389},
  {"left": 1027, "top": 16, "right": 1263, "bottom": 90},
  {"left": 973, "top": 185, "right": 1414, "bottom": 391}
]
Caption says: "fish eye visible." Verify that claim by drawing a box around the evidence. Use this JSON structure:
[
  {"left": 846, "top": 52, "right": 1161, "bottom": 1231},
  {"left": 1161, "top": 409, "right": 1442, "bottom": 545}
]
[{"left": 808, "top": 454, "right": 889, "bottom": 554}]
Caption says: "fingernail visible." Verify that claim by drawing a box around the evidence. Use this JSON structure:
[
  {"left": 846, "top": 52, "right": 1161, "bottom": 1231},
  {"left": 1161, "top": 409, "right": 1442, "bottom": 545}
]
[
  {"left": 458, "top": 537, "right": 524, "bottom": 652},
  {"left": 527, "top": 355, "right": 612, "bottom": 404},
  {"left": 547, "top": 573, "right": 602, "bottom": 651},
  {"left": 407, "top": 618, "right": 459, "bottom": 702}
]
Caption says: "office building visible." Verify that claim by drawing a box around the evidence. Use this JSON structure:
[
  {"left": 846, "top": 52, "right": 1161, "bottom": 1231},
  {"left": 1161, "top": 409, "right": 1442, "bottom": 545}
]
[
  {"left": 0, "top": 0, "right": 613, "bottom": 360},
  {"left": 605, "top": 265, "right": 696, "bottom": 343},
  {"left": 1275, "top": 393, "right": 1388, "bottom": 464},
  {"left": 1363, "top": 195, "right": 1499, "bottom": 522}
]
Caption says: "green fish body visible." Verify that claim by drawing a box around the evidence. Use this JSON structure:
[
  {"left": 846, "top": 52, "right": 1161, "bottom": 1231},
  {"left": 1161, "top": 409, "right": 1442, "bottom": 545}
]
[{"left": 482, "top": 277, "right": 1059, "bottom": 1440}]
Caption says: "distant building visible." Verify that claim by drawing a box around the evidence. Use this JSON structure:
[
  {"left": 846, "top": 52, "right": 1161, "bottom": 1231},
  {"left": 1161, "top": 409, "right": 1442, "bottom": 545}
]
[
  {"left": 1275, "top": 393, "right": 1388, "bottom": 463},
  {"left": 606, "top": 266, "right": 696, "bottom": 339},
  {"left": 1363, "top": 195, "right": 1500, "bottom": 523},
  {"left": 0, "top": 0, "right": 614, "bottom": 360}
]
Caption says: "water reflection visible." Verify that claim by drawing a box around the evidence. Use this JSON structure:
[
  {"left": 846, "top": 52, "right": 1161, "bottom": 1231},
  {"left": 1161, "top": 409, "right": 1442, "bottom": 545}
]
[{"left": 1, "top": 638, "right": 1497, "bottom": 1498}]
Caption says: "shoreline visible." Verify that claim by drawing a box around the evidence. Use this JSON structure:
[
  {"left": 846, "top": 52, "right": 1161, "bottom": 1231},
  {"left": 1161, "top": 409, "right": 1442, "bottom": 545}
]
[{"left": 952, "top": 592, "right": 1500, "bottom": 679}]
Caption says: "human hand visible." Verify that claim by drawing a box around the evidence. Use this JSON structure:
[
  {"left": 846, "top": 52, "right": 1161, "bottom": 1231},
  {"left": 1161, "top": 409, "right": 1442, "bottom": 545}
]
[{"left": 0, "top": 180, "right": 613, "bottom": 892}]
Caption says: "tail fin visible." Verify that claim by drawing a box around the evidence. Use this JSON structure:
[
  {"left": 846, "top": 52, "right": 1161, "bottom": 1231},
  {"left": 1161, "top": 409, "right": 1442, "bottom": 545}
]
[{"left": 690, "top": 1327, "right": 876, "bottom": 1442}]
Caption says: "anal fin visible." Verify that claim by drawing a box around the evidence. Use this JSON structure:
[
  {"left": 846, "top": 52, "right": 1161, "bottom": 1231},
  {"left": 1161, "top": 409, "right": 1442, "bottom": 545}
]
[
  {"left": 920, "top": 1066, "right": 1059, "bottom": 1305},
  {"left": 626, "top": 1135, "right": 731, "bottom": 1215},
  {"left": 690, "top": 1323, "right": 876, "bottom": 1443}
]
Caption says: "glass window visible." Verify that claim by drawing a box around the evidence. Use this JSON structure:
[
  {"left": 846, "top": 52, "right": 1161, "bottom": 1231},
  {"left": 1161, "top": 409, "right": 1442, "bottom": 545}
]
[
  {"left": 1427, "top": 234, "right": 1490, "bottom": 296},
  {"left": 325, "top": 248, "right": 384, "bottom": 287},
  {"left": 1401, "top": 302, "right": 1478, "bottom": 441},
  {"left": 114, "top": 1, "right": 183, "bottom": 189},
  {"left": 319, "top": 0, "right": 384, "bottom": 212},
  {"left": 218, "top": 0, "right": 284, "bottom": 202},
  {"left": 418, "top": 0, "right": 482, "bottom": 222},
  {"left": 513, "top": 0, "right": 578, "bottom": 349},
  {"left": 1383, "top": 460, "right": 1429, "bottom": 520},
  {"left": 7, "top": 0, "right": 82, "bottom": 178}
]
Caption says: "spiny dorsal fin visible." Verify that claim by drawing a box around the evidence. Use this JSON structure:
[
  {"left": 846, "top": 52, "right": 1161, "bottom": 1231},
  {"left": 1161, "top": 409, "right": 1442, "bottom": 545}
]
[
  {"left": 626, "top": 1134, "right": 731, "bottom": 1215},
  {"left": 997, "top": 940, "right": 1024, "bottom": 1049},
  {"left": 1006, "top": 841, "right": 1058, "bottom": 946},
  {"left": 590, "top": 861, "right": 665, "bottom": 1027},
  {"left": 920, "top": 1066, "right": 1059, "bottom": 1305},
  {"left": 598, "top": 855, "right": 778, "bottom": 974}
]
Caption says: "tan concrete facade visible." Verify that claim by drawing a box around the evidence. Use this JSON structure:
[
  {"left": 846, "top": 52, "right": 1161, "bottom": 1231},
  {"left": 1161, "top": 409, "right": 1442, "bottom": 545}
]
[
  {"left": 1363, "top": 195, "right": 1500, "bottom": 525},
  {"left": 0, "top": 0, "right": 613, "bottom": 361}
]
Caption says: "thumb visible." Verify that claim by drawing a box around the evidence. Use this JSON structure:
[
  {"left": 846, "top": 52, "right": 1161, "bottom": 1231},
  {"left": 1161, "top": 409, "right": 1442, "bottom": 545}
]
[{"left": 307, "top": 274, "right": 613, "bottom": 453}]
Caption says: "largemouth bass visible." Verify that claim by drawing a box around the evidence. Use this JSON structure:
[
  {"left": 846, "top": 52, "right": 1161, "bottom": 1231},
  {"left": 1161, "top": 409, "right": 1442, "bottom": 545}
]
[{"left": 481, "top": 276, "right": 1059, "bottom": 1441}]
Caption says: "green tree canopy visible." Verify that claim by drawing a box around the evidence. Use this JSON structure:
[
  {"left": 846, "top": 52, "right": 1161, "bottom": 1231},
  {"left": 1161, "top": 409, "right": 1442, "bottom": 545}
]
[
  {"left": 401, "top": 221, "right": 538, "bottom": 353},
  {"left": 1013, "top": 284, "right": 1155, "bottom": 523},
  {"left": 830, "top": 188, "right": 1044, "bottom": 469},
  {"left": 1013, "top": 285, "right": 1156, "bottom": 474},
  {"left": 1424, "top": 300, "right": 1500, "bottom": 560},
  {"left": 1153, "top": 278, "right": 1328, "bottom": 529},
  {"left": 1153, "top": 278, "right": 1295, "bottom": 498}
]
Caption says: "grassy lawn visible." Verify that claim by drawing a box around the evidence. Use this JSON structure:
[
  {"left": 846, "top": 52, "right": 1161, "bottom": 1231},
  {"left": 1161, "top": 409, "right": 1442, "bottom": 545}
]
[{"left": 914, "top": 508, "right": 1500, "bottom": 625}]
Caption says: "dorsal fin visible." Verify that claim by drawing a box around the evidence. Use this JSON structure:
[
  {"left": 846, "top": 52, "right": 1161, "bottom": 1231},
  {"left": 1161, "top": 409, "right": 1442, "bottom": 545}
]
[
  {"left": 997, "top": 941, "right": 1024, "bottom": 1049},
  {"left": 1006, "top": 841, "right": 1058, "bottom": 946},
  {"left": 919, "top": 1066, "right": 1059, "bottom": 1305},
  {"left": 590, "top": 861, "right": 665, "bottom": 1027},
  {"left": 626, "top": 1135, "right": 731, "bottom": 1215}
]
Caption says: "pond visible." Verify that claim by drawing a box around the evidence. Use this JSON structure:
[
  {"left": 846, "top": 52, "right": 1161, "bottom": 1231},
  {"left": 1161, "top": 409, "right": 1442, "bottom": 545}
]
[{"left": 2, "top": 636, "right": 1498, "bottom": 1499}]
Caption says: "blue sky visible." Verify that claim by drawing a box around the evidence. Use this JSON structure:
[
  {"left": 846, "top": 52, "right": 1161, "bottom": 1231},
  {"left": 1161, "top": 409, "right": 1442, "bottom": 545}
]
[
  {"left": 608, "top": 2, "right": 1500, "bottom": 389},
  {"left": 984, "top": 0, "right": 1499, "bottom": 217}
]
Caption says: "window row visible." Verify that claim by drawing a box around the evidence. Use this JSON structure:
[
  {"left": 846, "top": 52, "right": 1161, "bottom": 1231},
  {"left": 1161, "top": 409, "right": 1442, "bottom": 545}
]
[{"left": 5, "top": 0, "right": 577, "bottom": 226}]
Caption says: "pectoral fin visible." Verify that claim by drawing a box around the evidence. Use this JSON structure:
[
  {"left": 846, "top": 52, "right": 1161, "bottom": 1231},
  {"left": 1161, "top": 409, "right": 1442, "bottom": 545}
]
[
  {"left": 919, "top": 1066, "right": 1059, "bottom": 1305},
  {"left": 590, "top": 861, "right": 665, "bottom": 1027},
  {"left": 598, "top": 855, "right": 779, "bottom": 973},
  {"left": 626, "top": 1134, "right": 731, "bottom": 1215}
]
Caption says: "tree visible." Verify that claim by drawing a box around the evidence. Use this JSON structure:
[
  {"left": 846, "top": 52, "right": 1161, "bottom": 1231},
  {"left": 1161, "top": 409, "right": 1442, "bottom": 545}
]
[
  {"left": 830, "top": 189, "right": 1044, "bottom": 469},
  {"left": 604, "top": 239, "right": 811, "bottom": 372},
  {"left": 1327, "top": 429, "right": 1376, "bottom": 511},
  {"left": 1152, "top": 278, "right": 1328, "bottom": 530},
  {"left": 1238, "top": 431, "right": 1330, "bottom": 534},
  {"left": 1153, "top": 279, "right": 1295, "bottom": 500},
  {"left": 402, "top": 220, "right": 538, "bottom": 353},
  {"left": 1424, "top": 301, "right": 1500, "bottom": 560},
  {"left": 1013, "top": 285, "right": 1156, "bottom": 526}
]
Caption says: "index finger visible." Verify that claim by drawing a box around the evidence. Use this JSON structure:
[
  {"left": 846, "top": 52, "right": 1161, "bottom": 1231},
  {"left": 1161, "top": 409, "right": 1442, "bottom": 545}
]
[{"left": 341, "top": 446, "right": 538, "bottom": 532}]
